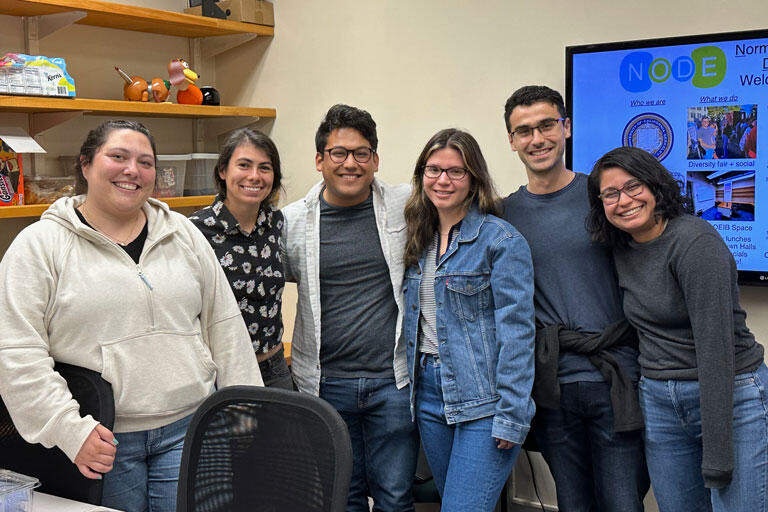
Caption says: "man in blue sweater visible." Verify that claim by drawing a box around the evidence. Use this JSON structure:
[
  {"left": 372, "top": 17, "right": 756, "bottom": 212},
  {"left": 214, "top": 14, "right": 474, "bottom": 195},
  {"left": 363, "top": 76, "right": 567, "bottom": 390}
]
[{"left": 501, "top": 85, "right": 649, "bottom": 511}]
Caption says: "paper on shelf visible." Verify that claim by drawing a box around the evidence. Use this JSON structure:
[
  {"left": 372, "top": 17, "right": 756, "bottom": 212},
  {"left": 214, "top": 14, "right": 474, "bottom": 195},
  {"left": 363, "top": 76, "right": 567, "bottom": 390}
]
[{"left": 0, "top": 127, "right": 46, "bottom": 153}]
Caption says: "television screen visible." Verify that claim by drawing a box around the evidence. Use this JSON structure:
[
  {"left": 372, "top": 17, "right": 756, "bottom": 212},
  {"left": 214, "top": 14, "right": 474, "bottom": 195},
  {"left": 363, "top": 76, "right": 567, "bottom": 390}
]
[{"left": 567, "top": 30, "right": 768, "bottom": 285}]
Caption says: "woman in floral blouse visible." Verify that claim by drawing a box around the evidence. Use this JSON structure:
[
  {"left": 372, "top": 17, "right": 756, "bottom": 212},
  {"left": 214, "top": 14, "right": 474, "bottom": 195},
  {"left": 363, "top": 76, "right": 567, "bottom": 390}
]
[{"left": 190, "top": 128, "right": 291, "bottom": 388}]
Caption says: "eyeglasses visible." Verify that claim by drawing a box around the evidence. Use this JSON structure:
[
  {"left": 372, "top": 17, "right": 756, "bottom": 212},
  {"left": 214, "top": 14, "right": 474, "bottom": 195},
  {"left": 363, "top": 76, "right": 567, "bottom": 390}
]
[
  {"left": 509, "top": 118, "right": 565, "bottom": 142},
  {"left": 423, "top": 165, "right": 468, "bottom": 181},
  {"left": 598, "top": 179, "right": 645, "bottom": 205},
  {"left": 324, "top": 146, "right": 375, "bottom": 164}
]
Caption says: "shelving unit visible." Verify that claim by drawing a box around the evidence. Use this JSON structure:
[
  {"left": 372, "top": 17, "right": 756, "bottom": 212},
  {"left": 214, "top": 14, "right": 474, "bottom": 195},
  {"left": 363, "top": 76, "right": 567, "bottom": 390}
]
[
  {"left": 0, "top": 196, "right": 216, "bottom": 219},
  {"left": 0, "top": 0, "right": 274, "bottom": 38},
  {"left": 0, "top": 0, "right": 275, "bottom": 223},
  {"left": 0, "top": 96, "right": 276, "bottom": 119}
]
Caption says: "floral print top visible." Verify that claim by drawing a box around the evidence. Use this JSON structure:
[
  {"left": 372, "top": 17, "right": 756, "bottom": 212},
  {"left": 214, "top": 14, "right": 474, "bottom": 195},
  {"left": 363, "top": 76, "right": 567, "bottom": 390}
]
[{"left": 190, "top": 195, "right": 284, "bottom": 354}]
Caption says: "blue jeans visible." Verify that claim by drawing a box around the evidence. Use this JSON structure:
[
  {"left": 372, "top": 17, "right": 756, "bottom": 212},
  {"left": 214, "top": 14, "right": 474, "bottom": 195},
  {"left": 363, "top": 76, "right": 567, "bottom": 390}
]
[
  {"left": 639, "top": 363, "right": 768, "bottom": 512},
  {"left": 319, "top": 376, "right": 418, "bottom": 512},
  {"left": 415, "top": 354, "right": 520, "bottom": 512},
  {"left": 102, "top": 414, "right": 192, "bottom": 512},
  {"left": 534, "top": 381, "right": 649, "bottom": 511}
]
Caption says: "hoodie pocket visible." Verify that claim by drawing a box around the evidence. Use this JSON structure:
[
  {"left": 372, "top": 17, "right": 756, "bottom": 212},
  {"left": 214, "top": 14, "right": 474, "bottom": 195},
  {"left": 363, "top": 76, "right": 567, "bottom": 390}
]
[{"left": 100, "top": 330, "right": 217, "bottom": 417}]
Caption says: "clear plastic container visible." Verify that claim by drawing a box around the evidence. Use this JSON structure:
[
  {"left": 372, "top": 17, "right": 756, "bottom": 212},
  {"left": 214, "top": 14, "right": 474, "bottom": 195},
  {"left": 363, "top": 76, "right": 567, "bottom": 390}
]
[
  {"left": 0, "top": 469, "right": 40, "bottom": 512},
  {"left": 153, "top": 154, "right": 190, "bottom": 198},
  {"left": 24, "top": 175, "right": 76, "bottom": 204},
  {"left": 184, "top": 153, "right": 218, "bottom": 196},
  {"left": 57, "top": 155, "right": 78, "bottom": 175}
]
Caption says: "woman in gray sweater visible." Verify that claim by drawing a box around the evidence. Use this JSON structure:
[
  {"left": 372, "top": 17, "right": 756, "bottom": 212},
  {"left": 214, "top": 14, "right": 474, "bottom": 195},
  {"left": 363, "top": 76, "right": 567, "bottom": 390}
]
[{"left": 585, "top": 146, "right": 766, "bottom": 512}]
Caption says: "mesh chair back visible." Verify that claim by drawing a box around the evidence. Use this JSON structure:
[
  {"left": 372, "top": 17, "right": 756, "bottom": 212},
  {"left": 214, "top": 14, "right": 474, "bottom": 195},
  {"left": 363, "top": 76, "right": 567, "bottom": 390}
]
[
  {"left": 177, "top": 386, "right": 352, "bottom": 512},
  {"left": 0, "top": 362, "right": 115, "bottom": 504}
]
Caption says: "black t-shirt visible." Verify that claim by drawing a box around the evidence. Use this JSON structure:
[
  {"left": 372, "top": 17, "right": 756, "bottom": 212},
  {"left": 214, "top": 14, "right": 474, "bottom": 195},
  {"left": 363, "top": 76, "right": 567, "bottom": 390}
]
[{"left": 74, "top": 207, "right": 147, "bottom": 263}]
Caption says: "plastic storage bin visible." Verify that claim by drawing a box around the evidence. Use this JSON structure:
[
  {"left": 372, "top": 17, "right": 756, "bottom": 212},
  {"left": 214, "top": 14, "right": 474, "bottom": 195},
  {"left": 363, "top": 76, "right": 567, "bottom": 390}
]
[
  {"left": 184, "top": 153, "right": 218, "bottom": 196},
  {"left": 154, "top": 154, "right": 189, "bottom": 198},
  {"left": 0, "top": 469, "right": 40, "bottom": 512},
  {"left": 24, "top": 175, "right": 76, "bottom": 204},
  {"left": 58, "top": 155, "right": 78, "bottom": 175}
]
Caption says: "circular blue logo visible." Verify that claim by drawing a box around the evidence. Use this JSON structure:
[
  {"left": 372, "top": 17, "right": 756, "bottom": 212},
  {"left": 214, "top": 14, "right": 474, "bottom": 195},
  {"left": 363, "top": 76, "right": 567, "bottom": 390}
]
[{"left": 622, "top": 113, "right": 673, "bottom": 161}]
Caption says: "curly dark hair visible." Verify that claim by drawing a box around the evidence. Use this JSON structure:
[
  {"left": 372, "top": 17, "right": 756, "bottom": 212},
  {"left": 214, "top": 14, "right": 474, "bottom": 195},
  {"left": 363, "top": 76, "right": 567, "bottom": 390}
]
[
  {"left": 586, "top": 146, "right": 690, "bottom": 249},
  {"left": 314, "top": 104, "right": 378, "bottom": 154},
  {"left": 503, "top": 85, "right": 567, "bottom": 133}
]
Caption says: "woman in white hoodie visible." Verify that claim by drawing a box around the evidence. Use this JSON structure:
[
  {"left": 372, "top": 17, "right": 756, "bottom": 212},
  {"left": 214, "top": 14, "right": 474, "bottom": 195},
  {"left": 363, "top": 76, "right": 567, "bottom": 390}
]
[{"left": 0, "top": 120, "right": 261, "bottom": 512}]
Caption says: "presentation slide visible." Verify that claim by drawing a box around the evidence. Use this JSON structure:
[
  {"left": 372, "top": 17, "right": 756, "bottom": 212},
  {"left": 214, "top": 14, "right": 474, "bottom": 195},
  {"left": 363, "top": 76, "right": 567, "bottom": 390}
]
[{"left": 568, "top": 32, "right": 768, "bottom": 283}]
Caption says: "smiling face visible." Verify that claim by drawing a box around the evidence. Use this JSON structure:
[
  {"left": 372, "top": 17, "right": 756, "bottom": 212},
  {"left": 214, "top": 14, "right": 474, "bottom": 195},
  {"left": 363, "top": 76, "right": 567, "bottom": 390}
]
[
  {"left": 422, "top": 147, "right": 472, "bottom": 221},
  {"left": 316, "top": 127, "right": 378, "bottom": 207},
  {"left": 508, "top": 100, "right": 570, "bottom": 177},
  {"left": 220, "top": 143, "right": 274, "bottom": 211},
  {"left": 81, "top": 128, "right": 155, "bottom": 219},
  {"left": 599, "top": 166, "right": 662, "bottom": 243}
]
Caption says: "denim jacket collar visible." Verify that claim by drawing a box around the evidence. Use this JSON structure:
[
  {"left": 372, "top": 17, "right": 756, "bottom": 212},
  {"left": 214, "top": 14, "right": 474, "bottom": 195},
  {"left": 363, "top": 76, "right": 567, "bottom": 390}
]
[{"left": 438, "top": 207, "right": 485, "bottom": 265}]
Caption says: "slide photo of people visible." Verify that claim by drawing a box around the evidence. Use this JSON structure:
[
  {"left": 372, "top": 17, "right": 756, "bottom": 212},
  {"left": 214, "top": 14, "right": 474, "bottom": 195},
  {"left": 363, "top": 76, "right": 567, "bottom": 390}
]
[
  {"left": 686, "top": 170, "right": 755, "bottom": 221},
  {"left": 686, "top": 105, "right": 757, "bottom": 159}
]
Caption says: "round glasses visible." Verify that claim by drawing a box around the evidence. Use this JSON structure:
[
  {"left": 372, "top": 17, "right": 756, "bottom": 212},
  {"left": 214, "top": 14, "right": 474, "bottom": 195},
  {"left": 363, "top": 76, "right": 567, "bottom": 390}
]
[
  {"left": 509, "top": 118, "right": 565, "bottom": 143},
  {"left": 423, "top": 165, "right": 468, "bottom": 181},
  {"left": 324, "top": 146, "right": 375, "bottom": 164},
  {"left": 598, "top": 179, "right": 645, "bottom": 205}
]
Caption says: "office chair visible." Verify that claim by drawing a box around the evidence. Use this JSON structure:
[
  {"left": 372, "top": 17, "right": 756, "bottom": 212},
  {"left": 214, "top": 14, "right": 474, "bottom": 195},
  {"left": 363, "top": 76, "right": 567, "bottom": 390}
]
[
  {"left": 177, "top": 385, "right": 353, "bottom": 512},
  {"left": 0, "top": 362, "right": 115, "bottom": 505}
]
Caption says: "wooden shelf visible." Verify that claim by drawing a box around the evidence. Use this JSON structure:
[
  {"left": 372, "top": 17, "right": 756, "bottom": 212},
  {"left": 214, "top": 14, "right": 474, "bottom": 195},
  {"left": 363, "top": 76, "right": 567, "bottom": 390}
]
[
  {"left": 0, "top": 0, "right": 274, "bottom": 38},
  {"left": 0, "top": 195, "right": 215, "bottom": 219},
  {"left": 0, "top": 95, "right": 276, "bottom": 119}
]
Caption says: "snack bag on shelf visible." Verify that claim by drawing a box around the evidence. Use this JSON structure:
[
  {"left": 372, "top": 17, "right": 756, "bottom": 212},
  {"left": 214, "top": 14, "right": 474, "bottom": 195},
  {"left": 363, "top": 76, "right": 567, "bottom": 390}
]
[
  {"left": 0, "top": 53, "right": 76, "bottom": 97},
  {"left": 0, "top": 137, "right": 24, "bottom": 206}
]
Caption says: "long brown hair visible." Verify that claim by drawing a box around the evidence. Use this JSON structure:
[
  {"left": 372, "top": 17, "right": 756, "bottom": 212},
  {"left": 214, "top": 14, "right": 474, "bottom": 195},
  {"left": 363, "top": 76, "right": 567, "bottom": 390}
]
[{"left": 403, "top": 128, "right": 499, "bottom": 268}]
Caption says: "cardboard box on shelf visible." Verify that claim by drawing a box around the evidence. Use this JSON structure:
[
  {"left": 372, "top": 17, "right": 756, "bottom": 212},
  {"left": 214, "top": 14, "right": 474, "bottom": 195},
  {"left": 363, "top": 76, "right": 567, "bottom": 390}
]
[
  {"left": 184, "top": 0, "right": 274, "bottom": 26},
  {"left": 0, "top": 127, "right": 48, "bottom": 206},
  {"left": 0, "top": 138, "right": 24, "bottom": 206}
]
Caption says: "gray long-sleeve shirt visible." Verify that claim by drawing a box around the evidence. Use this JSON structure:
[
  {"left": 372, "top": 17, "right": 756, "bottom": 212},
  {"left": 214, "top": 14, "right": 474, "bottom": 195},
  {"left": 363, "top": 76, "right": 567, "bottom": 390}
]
[{"left": 614, "top": 213, "right": 763, "bottom": 488}]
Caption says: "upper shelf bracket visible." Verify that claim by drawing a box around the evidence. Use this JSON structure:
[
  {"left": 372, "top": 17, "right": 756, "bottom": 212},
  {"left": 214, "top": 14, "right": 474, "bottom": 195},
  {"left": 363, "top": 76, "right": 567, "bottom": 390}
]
[
  {"left": 36, "top": 10, "right": 86, "bottom": 38},
  {"left": 23, "top": 11, "right": 86, "bottom": 53},
  {"left": 30, "top": 111, "right": 82, "bottom": 136},
  {"left": 199, "top": 33, "right": 260, "bottom": 59}
]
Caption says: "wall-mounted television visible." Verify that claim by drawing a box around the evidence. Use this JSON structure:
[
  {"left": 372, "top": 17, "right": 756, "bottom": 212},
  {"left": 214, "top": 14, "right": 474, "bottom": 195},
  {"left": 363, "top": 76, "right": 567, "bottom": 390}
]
[{"left": 567, "top": 29, "right": 768, "bottom": 285}]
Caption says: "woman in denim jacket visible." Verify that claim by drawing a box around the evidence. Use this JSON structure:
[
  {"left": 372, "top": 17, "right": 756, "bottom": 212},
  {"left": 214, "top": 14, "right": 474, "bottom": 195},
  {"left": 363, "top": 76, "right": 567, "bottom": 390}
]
[{"left": 402, "top": 128, "right": 536, "bottom": 511}]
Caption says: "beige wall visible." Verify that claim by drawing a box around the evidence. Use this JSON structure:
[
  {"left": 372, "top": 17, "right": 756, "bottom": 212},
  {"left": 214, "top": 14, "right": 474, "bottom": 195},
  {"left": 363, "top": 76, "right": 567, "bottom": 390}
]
[{"left": 2, "top": 0, "right": 768, "bottom": 508}]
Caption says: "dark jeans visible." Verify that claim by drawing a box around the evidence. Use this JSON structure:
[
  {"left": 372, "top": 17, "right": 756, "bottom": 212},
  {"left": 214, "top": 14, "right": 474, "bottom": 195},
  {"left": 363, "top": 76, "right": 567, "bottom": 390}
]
[
  {"left": 534, "top": 381, "right": 649, "bottom": 511},
  {"left": 319, "top": 376, "right": 418, "bottom": 512},
  {"left": 258, "top": 345, "right": 294, "bottom": 390}
]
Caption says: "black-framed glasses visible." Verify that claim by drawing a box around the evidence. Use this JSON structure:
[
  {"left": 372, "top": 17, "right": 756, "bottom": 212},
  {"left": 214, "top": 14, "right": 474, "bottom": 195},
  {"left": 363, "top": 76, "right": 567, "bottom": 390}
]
[
  {"left": 423, "top": 165, "right": 468, "bottom": 181},
  {"left": 324, "top": 146, "right": 375, "bottom": 164},
  {"left": 599, "top": 179, "right": 645, "bottom": 205},
  {"left": 509, "top": 118, "right": 565, "bottom": 142}
]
